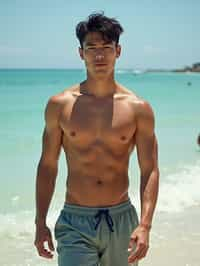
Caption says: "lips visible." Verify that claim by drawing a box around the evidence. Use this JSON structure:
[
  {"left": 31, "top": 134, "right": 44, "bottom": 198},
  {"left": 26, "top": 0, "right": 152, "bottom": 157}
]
[{"left": 94, "top": 63, "right": 107, "bottom": 66}]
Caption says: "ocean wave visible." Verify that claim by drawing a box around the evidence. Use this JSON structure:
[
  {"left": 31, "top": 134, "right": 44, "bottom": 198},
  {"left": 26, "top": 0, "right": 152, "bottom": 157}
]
[
  {"left": 157, "top": 161, "right": 200, "bottom": 213},
  {"left": 129, "top": 160, "right": 200, "bottom": 214},
  {"left": 0, "top": 209, "right": 59, "bottom": 235}
]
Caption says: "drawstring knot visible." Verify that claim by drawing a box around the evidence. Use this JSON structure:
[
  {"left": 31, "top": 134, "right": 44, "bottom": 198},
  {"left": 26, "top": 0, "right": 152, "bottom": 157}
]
[{"left": 94, "top": 209, "right": 114, "bottom": 232}]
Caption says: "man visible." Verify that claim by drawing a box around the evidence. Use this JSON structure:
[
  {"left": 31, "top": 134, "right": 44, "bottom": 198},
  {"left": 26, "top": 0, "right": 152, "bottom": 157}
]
[
  {"left": 34, "top": 12, "right": 159, "bottom": 266},
  {"left": 197, "top": 134, "right": 200, "bottom": 146}
]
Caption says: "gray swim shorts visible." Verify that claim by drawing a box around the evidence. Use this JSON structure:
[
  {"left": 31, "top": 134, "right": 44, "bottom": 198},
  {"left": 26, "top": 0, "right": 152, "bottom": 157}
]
[{"left": 54, "top": 198, "right": 139, "bottom": 266}]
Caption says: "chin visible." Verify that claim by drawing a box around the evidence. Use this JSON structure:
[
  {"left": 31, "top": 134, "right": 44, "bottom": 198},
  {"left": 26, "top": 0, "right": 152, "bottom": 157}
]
[
  {"left": 87, "top": 67, "right": 113, "bottom": 78},
  {"left": 95, "top": 67, "right": 113, "bottom": 74},
  {"left": 95, "top": 70, "right": 111, "bottom": 77}
]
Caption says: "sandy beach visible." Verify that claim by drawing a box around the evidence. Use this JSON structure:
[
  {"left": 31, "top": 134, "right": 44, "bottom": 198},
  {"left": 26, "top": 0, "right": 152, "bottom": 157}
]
[{"left": 141, "top": 205, "right": 200, "bottom": 266}]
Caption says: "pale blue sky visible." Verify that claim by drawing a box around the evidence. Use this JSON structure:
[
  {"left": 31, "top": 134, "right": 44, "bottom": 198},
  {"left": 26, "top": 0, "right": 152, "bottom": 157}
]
[{"left": 0, "top": 0, "right": 199, "bottom": 69}]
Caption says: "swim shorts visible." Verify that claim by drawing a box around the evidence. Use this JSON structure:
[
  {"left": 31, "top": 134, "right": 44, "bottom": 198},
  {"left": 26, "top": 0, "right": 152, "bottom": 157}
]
[{"left": 54, "top": 198, "right": 139, "bottom": 266}]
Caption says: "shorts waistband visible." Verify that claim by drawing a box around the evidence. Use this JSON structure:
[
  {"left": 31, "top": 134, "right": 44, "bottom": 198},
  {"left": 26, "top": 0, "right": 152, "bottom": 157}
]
[{"left": 62, "top": 198, "right": 134, "bottom": 216}]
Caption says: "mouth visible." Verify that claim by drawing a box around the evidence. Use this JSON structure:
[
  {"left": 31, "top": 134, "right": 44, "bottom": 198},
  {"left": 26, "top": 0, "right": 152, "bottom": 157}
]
[{"left": 94, "top": 62, "right": 107, "bottom": 66}]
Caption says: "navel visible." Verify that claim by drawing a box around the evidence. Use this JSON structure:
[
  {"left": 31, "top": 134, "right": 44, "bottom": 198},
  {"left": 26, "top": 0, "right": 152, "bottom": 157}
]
[
  {"left": 70, "top": 131, "right": 76, "bottom": 137},
  {"left": 120, "top": 136, "right": 126, "bottom": 141},
  {"left": 97, "top": 180, "right": 103, "bottom": 185}
]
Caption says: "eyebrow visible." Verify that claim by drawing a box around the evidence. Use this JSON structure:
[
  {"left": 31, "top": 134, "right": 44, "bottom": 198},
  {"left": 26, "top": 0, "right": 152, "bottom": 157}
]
[{"left": 85, "top": 41, "right": 113, "bottom": 46}]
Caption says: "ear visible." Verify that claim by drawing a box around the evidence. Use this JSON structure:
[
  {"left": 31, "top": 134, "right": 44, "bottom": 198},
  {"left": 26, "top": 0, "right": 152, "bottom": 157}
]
[
  {"left": 79, "top": 47, "right": 84, "bottom": 60},
  {"left": 116, "top": 45, "right": 121, "bottom": 58}
]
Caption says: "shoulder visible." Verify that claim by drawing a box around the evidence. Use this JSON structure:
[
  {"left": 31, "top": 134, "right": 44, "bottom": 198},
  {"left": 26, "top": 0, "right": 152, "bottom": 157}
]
[
  {"left": 119, "top": 85, "right": 155, "bottom": 129},
  {"left": 135, "top": 99, "right": 154, "bottom": 121},
  {"left": 118, "top": 84, "right": 154, "bottom": 115},
  {"left": 134, "top": 99, "right": 155, "bottom": 132},
  {"left": 46, "top": 84, "right": 79, "bottom": 109},
  {"left": 123, "top": 86, "right": 154, "bottom": 118},
  {"left": 45, "top": 84, "right": 79, "bottom": 121}
]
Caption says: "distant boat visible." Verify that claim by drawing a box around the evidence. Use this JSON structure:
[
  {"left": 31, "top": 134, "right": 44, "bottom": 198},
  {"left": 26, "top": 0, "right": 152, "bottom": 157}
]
[
  {"left": 186, "top": 71, "right": 192, "bottom": 74},
  {"left": 132, "top": 70, "right": 144, "bottom": 75},
  {"left": 116, "top": 69, "right": 130, "bottom": 74}
]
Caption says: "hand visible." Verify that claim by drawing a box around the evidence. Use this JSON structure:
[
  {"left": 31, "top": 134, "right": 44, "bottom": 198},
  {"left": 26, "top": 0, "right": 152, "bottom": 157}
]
[
  {"left": 34, "top": 224, "right": 55, "bottom": 259},
  {"left": 127, "top": 225, "right": 150, "bottom": 264}
]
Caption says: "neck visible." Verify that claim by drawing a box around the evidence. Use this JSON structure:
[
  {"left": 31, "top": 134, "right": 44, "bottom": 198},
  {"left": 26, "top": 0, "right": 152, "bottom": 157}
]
[{"left": 81, "top": 72, "right": 117, "bottom": 98}]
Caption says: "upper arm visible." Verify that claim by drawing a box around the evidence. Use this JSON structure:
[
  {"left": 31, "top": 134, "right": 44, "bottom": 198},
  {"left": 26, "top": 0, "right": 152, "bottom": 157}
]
[
  {"left": 135, "top": 101, "right": 158, "bottom": 177},
  {"left": 40, "top": 96, "right": 63, "bottom": 167}
]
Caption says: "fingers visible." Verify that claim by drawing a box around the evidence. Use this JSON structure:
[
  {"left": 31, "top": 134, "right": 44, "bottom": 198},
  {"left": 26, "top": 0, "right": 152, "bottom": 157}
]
[
  {"left": 128, "top": 242, "right": 149, "bottom": 264},
  {"left": 47, "top": 235, "right": 55, "bottom": 251},
  {"left": 35, "top": 240, "right": 54, "bottom": 259},
  {"left": 34, "top": 226, "right": 55, "bottom": 259},
  {"left": 128, "top": 235, "right": 137, "bottom": 251},
  {"left": 34, "top": 233, "right": 55, "bottom": 259}
]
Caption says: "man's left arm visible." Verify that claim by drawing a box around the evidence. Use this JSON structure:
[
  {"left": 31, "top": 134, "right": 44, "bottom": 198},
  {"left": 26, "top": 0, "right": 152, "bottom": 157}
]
[{"left": 128, "top": 101, "right": 159, "bottom": 264}]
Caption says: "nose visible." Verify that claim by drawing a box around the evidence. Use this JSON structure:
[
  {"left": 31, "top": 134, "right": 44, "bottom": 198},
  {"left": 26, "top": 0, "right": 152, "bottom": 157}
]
[
  {"left": 94, "top": 48, "right": 105, "bottom": 60},
  {"left": 95, "top": 54, "right": 104, "bottom": 60}
]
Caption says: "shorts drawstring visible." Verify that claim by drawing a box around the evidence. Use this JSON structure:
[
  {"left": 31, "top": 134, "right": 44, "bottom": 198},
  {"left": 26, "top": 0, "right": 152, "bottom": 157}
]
[{"left": 94, "top": 209, "right": 114, "bottom": 232}]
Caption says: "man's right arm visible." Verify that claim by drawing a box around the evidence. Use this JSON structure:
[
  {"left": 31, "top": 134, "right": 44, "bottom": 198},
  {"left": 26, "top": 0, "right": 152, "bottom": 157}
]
[{"left": 34, "top": 95, "right": 63, "bottom": 258}]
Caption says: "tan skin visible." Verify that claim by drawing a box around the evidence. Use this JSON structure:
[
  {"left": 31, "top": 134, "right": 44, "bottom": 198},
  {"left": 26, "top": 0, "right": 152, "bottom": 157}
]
[{"left": 34, "top": 32, "right": 159, "bottom": 264}]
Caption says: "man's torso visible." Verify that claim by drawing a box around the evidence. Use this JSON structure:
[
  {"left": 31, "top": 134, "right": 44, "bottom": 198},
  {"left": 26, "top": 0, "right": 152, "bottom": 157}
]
[{"left": 56, "top": 83, "right": 140, "bottom": 206}]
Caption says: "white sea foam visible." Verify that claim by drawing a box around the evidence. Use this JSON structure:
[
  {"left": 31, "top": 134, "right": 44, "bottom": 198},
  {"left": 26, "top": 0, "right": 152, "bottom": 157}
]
[
  {"left": 157, "top": 161, "right": 200, "bottom": 213},
  {"left": 130, "top": 160, "right": 200, "bottom": 214}
]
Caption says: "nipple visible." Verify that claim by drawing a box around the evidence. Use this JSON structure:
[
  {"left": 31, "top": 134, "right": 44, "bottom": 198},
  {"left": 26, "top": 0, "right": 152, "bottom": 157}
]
[{"left": 120, "top": 136, "right": 126, "bottom": 141}]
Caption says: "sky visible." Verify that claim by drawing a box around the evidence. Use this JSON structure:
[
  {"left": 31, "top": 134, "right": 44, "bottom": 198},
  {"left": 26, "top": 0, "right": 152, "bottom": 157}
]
[{"left": 0, "top": 0, "right": 200, "bottom": 69}]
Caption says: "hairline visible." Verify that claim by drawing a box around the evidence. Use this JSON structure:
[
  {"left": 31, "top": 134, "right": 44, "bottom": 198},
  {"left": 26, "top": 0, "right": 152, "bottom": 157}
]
[{"left": 80, "top": 32, "right": 119, "bottom": 49}]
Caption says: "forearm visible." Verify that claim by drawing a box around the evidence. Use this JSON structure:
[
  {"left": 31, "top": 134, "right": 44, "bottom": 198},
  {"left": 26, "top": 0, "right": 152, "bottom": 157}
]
[
  {"left": 35, "top": 163, "right": 57, "bottom": 226},
  {"left": 139, "top": 168, "right": 159, "bottom": 229}
]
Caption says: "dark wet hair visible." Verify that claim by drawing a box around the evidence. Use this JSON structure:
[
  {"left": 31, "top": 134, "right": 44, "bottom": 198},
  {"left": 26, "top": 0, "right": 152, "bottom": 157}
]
[{"left": 76, "top": 12, "right": 124, "bottom": 48}]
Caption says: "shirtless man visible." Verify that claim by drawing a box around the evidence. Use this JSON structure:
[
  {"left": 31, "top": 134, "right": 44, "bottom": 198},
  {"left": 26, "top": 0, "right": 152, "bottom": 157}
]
[{"left": 34, "top": 13, "right": 159, "bottom": 266}]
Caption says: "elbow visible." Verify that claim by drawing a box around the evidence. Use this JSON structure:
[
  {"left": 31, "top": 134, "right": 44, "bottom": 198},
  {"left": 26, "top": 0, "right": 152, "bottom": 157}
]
[
  {"left": 154, "top": 166, "right": 160, "bottom": 179},
  {"left": 37, "top": 160, "right": 58, "bottom": 180},
  {"left": 152, "top": 166, "right": 160, "bottom": 185},
  {"left": 140, "top": 165, "right": 159, "bottom": 188},
  {"left": 152, "top": 167, "right": 160, "bottom": 194}
]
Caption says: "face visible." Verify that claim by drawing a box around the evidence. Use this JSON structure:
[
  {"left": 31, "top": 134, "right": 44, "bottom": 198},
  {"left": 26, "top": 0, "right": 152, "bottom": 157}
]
[{"left": 79, "top": 32, "right": 121, "bottom": 77}]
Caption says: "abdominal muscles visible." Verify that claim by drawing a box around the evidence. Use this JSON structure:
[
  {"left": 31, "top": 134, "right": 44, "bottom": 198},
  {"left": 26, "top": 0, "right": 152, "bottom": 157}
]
[{"left": 65, "top": 148, "right": 130, "bottom": 206}]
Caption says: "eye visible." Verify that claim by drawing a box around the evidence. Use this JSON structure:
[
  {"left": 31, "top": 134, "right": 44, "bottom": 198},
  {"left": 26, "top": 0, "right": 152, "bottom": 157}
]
[{"left": 104, "top": 46, "right": 113, "bottom": 50}]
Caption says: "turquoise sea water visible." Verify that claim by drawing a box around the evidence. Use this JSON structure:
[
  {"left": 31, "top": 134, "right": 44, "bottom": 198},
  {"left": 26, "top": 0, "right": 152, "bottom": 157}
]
[{"left": 0, "top": 69, "right": 200, "bottom": 266}]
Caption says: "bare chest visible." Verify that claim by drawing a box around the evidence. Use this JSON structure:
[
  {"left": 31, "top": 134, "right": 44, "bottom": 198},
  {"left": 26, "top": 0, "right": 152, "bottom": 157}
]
[{"left": 60, "top": 96, "right": 136, "bottom": 153}]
